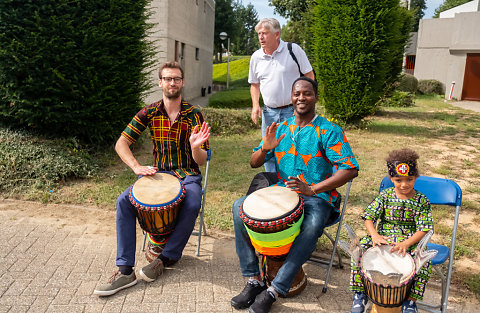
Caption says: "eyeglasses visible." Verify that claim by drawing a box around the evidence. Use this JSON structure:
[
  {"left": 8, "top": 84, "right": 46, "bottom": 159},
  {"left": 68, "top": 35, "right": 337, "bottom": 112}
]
[{"left": 161, "top": 77, "right": 183, "bottom": 84}]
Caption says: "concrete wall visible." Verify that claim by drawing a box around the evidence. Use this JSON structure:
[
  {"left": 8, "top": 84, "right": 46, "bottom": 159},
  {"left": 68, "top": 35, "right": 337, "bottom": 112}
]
[
  {"left": 439, "top": 0, "right": 479, "bottom": 18},
  {"left": 405, "top": 32, "right": 418, "bottom": 55},
  {"left": 145, "top": 0, "right": 215, "bottom": 104},
  {"left": 414, "top": 12, "right": 480, "bottom": 99}
]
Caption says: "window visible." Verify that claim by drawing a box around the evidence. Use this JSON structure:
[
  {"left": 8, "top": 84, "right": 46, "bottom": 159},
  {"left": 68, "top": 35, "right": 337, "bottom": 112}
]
[{"left": 195, "top": 48, "right": 199, "bottom": 60}]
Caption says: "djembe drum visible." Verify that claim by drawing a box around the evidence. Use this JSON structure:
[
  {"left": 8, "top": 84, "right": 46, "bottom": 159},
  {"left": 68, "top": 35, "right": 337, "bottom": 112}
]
[
  {"left": 239, "top": 186, "right": 307, "bottom": 297},
  {"left": 129, "top": 173, "right": 185, "bottom": 263},
  {"left": 360, "top": 245, "right": 416, "bottom": 313}
]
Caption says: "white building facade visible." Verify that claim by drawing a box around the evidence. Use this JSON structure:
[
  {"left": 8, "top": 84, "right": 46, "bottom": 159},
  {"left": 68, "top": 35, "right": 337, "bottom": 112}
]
[{"left": 145, "top": 0, "right": 215, "bottom": 103}]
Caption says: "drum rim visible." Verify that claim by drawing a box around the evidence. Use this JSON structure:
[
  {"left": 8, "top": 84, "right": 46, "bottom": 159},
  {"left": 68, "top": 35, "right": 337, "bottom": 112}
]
[
  {"left": 359, "top": 245, "right": 417, "bottom": 288},
  {"left": 240, "top": 196, "right": 302, "bottom": 222},
  {"left": 130, "top": 174, "right": 185, "bottom": 208}
]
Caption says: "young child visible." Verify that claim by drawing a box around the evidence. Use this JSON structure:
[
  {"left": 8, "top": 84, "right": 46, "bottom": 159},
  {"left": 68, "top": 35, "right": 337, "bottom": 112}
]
[{"left": 349, "top": 149, "right": 434, "bottom": 313}]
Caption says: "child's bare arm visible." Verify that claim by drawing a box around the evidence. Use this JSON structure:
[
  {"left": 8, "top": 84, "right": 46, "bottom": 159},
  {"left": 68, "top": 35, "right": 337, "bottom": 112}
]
[
  {"left": 391, "top": 230, "right": 428, "bottom": 256},
  {"left": 365, "top": 219, "right": 388, "bottom": 246}
]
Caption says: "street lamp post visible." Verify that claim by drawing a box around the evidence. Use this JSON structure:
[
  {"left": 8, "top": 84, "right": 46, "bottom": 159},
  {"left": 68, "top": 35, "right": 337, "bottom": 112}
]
[{"left": 219, "top": 32, "right": 230, "bottom": 89}]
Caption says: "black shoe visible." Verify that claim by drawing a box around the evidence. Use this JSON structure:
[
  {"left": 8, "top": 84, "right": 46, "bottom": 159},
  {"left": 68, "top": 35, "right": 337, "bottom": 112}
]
[
  {"left": 231, "top": 280, "right": 267, "bottom": 309},
  {"left": 249, "top": 289, "right": 276, "bottom": 313}
]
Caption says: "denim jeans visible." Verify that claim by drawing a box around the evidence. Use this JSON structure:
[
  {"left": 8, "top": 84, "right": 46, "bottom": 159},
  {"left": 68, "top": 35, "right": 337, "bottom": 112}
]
[
  {"left": 116, "top": 172, "right": 202, "bottom": 266},
  {"left": 261, "top": 105, "right": 294, "bottom": 172},
  {"left": 232, "top": 194, "right": 332, "bottom": 296}
]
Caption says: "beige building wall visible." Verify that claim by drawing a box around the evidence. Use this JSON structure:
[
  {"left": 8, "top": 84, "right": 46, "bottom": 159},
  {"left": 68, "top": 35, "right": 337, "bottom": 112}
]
[
  {"left": 414, "top": 12, "right": 480, "bottom": 99},
  {"left": 145, "top": 0, "right": 215, "bottom": 104}
]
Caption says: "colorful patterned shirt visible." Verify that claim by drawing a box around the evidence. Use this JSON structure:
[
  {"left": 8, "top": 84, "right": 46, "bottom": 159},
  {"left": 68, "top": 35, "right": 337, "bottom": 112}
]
[
  {"left": 121, "top": 100, "right": 209, "bottom": 178},
  {"left": 362, "top": 187, "right": 434, "bottom": 243},
  {"left": 256, "top": 115, "right": 359, "bottom": 209}
]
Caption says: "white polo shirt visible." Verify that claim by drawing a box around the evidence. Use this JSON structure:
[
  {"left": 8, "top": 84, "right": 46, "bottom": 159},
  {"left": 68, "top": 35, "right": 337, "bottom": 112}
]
[{"left": 248, "top": 40, "right": 313, "bottom": 108}]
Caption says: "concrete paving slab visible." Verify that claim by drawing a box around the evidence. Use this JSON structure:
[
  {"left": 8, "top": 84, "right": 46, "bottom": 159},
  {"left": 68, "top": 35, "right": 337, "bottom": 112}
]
[{"left": 0, "top": 202, "right": 478, "bottom": 312}]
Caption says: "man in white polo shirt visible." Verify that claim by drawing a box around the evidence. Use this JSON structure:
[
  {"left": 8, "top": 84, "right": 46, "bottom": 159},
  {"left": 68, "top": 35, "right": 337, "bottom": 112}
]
[{"left": 249, "top": 18, "right": 314, "bottom": 172}]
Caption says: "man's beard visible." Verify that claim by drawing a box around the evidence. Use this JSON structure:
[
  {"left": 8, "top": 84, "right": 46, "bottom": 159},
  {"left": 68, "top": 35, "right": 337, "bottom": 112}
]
[{"left": 164, "top": 88, "right": 182, "bottom": 99}]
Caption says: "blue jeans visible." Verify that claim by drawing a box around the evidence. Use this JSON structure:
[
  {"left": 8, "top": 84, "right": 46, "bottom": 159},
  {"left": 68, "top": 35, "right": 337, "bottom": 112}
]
[
  {"left": 116, "top": 173, "right": 202, "bottom": 266},
  {"left": 232, "top": 194, "right": 332, "bottom": 296},
  {"left": 261, "top": 105, "right": 294, "bottom": 172}
]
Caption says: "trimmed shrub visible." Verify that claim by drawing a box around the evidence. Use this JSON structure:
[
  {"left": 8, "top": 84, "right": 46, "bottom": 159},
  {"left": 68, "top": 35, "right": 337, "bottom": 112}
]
[
  {"left": 306, "top": 0, "right": 413, "bottom": 124},
  {"left": 0, "top": 0, "right": 155, "bottom": 144},
  {"left": 208, "top": 88, "right": 263, "bottom": 109},
  {"left": 0, "top": 127, "right": 98, "bottom": 192},
  {"left": 396, "top": 73, "right": 418, "bottom": 93},
  {"left": 417, "top": 79, "right": 444, "bottom": 95},
  {"left": 381, "top": 91, "right": 415, "bottom": 107},
  {"left": 201, "top": 107, "right": 260, "bottom": 135}
]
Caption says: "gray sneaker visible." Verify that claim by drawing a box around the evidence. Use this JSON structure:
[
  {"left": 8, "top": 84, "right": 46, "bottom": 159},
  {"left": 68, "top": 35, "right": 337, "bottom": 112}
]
[
  {"left": 139, "top": 258, "right": 164, "bottom": 282},
  {"left": 93, "top": 270, "right": 137, "bottom": 296}
]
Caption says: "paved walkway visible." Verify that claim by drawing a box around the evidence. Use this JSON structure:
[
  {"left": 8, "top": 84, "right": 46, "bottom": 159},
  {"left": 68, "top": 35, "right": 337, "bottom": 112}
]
[
  {"left": 0, "top": 200, "right": 478, "bottom": 313},
  {"left": 447, "top": 100, "right": 480, "bottom": 113}
]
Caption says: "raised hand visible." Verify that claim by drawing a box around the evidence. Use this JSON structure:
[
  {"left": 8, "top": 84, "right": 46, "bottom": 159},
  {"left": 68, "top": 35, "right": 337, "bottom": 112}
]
[
  {"left": 262, "top": 122, "right": 286, "bottom": 151},
  {"left": 189, "top": 122, "right": 211, "bottom": 149}
]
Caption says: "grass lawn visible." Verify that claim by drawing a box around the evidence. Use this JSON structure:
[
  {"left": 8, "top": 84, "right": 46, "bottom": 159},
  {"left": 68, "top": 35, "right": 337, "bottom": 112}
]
[
  {"left": 3, "top": 94, "right": 480, "bottom": 297},
  {"left": 212, "top": 57, "right": 250, "bottom": 87}
]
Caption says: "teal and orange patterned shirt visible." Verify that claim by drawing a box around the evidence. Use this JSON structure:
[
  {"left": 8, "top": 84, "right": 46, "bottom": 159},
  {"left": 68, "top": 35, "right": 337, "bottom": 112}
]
[
  {"left": 257, "top": 115, "right": 359, "bottom": 209},
  {"left": 362, "top": 187, "right": 434, "bottom": 245},
  {"left": 121, "top": 100, "right": 209, "bottom": 178}
]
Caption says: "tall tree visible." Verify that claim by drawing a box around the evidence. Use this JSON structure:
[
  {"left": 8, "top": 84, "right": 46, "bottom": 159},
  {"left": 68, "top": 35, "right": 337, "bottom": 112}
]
[
  {"left": 433, "top": 0, "right": 470, "bottom": 17},
  {"left": 214, "top": 0, "right": 236, "bottom": 62},
  {"left": 232, "top": 2, "right": 260, "bottom": 55},
  {"left": 307, "top": 0, "right": 413, "bottom": 124},
  {"left": 410, "top": 0, "right": 426, "bottom": 31},
  {"left": 268, "top": 0, "right": 314, "bottom": 21}
]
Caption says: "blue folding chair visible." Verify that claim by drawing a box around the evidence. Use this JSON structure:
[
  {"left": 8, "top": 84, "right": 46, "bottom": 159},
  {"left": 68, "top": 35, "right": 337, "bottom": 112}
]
[
  {"left": 379, "top": 175, "right": 462, "bottom": 313},
  {"left": 308, "top": 173, "right": 354, "bottom": 293},
  {"left": 142, "top": 149, "right": 211, "bottom": 257}
]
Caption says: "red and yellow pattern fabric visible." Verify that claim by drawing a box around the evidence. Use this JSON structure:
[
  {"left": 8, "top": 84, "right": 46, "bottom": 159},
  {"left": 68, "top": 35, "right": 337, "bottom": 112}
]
[{"left": 121, "top": 100, "right": 209, "bottom": 178}]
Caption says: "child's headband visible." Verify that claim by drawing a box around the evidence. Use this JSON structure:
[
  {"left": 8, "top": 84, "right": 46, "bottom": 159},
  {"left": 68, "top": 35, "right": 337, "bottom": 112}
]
[{"left": 387, "top": 161, "right": 418, "bottom": 177}]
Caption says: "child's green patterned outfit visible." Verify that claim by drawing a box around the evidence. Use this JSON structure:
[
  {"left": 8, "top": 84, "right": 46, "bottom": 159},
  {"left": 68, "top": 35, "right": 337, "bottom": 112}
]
[{"left": 349, "top": 187, "right": 434, "bottom": 300}]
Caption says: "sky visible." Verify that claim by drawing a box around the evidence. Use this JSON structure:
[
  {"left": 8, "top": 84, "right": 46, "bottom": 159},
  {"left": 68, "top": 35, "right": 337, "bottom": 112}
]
[{"left": 248, "top": 0, "right": 446, "bottom": 27}]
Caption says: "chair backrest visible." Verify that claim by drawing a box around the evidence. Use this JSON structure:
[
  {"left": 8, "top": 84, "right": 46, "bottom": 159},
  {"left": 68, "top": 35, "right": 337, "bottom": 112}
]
[{"left": 379, "top": 175, "right": 462, "bottom": 207}]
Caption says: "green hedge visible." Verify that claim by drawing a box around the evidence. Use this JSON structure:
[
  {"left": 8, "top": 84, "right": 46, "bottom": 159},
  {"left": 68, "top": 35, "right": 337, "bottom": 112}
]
[
  {"left": 0, "top": 0, "right": 155, "bottom": 144},
  {"left": 417, "top": 79, "right": 443, "bottom": 95},
  {"left": 381, "top": 91, "right": 415, "bottom": 107},
  {"left": 396, "top": 73, "right": 418, "bottom": 93},
  {"left": 201, "top": 107, "right": 260, "bottom": 135}
]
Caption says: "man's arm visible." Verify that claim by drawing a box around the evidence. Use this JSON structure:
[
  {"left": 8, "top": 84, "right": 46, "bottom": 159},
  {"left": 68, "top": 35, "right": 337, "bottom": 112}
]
[
  {"left": 312, "top": 168, "right": 358, "bottom": 194},
  {"left": 304, "top": 70, "right": 315, "bottom": 81},
  {"left": 115, "top": 136, "right": 157, "bottom": 175},
  {"left": 250, "top": 83, "right": 261, "bottom": 124}
]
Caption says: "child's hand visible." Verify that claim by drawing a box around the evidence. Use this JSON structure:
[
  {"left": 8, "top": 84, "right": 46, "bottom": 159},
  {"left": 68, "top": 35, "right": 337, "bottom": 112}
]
[
  {"left": 371, "top": 233, "right": 388, "bottom": 247},
  {"left": 390, "top": 241, "right": 410, "bottom": 257}
]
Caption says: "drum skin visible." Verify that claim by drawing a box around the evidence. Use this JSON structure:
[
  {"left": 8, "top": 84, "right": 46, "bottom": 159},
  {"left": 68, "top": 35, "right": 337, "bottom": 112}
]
[
  {"left": 129, "top": 173, "right": 185, "bottom": 235},
  {"left": 360, "top": 245, "right": 416, "bottom": 308}
]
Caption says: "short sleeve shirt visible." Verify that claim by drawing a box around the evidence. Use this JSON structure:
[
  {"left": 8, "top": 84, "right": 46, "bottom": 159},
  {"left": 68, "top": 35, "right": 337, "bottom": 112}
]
[
  {"left": 254, "top": 115, "right": 359, "bottom": 209},
  {"left": 248, "top": 40, "right": 313, "bottom": 108},
  {"left": 362, "top": 187, "right": 434, "bottom": 242},
  {"left": 121, "top": 100, "right": 209, "bottom": 178}
]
